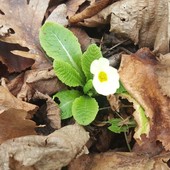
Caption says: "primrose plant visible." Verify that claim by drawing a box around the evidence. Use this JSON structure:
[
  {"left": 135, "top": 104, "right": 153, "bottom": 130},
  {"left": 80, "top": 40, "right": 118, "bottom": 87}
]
[
  {"left": 39, "top": 22, "right": 149, "bottom": 137},
  {"left": 39, "top": 22, "right": 121, "bottom": 126}
]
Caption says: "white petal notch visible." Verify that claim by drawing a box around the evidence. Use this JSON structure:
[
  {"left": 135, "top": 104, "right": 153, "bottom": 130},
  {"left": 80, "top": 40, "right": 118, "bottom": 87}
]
[{"left": 90, "top": 58, "right": 120, "bottom": 96}]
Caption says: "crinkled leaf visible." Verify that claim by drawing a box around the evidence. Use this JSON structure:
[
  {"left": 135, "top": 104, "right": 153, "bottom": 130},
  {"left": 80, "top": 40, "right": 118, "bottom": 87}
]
[
  {"left": 53, "top": 60, "right": 84, "bottom": 87},
  {"left": 39, "top": 22, "right": 83, "bottom": 73},
  {"left": 0, "top": 124, "right": 89, "bottom": 170},
  {"left": 81, "top": 44, "right": 102, "bottom": 80},
  {"left": 80, "top": 0, "right": 169, "bottom": 54},
  {"left": 72, "top": 96, "right": 99, "bottom": 125},
  {"left": 53, "top": 90, "right": 82, "bottom": 119}
]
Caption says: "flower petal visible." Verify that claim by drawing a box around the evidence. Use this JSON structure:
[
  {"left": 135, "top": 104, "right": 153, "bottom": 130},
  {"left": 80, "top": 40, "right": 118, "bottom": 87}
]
[
  {"left": 90, "top": 58, "right": 109, "bottom": 74},
  {"left": 93, "top": 74, "right": 119, "bottom": 96},
  {"left": 90, "top": 57, "right": 120, "bottom": 96}
]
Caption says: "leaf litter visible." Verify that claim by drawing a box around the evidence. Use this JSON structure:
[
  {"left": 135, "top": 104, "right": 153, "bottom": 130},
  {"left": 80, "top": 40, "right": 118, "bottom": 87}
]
[{"left": 1, "top": 0, "right": 170, "bottom": 169}]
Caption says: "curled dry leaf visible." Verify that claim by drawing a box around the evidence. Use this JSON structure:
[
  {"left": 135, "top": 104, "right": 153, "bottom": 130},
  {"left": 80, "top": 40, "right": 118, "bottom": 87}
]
[
  {"left": 68, "top": 151, "right": 170, "bottom": 170},
  {"left": 6, "top": 72, "right": 25, "bottom": 96},
  {"left": 82, "top": 0, "right": 169, "bottom": 54},
  {"left": 7, "top": 68, "right": 65, "bottom": 101},
  {"left": 119, "top": 48, "right": 170, "bottom": 151},
  {"left": 0, "top": 41, "right": 35, "bottom": 75},
  {"left": 66, "top": 0, "right": 86, "bottom": 18},
  {"left": 69, "top": 0, "right": 112, "bottom": 23},
  {"left": 33, "top": 91, "right": 61, "bottom": 129},
  {"left": 0, "top": 124, "right": 89, "bottom": 170},
  {"left": 0, "top": 0, "right": 51, "bottom": 70},
  {"left": 0, "top": 86, "right": 37, "bottom": 115},
  {"left": 0, "top": 109, "right": 36, "bottom": 144}
]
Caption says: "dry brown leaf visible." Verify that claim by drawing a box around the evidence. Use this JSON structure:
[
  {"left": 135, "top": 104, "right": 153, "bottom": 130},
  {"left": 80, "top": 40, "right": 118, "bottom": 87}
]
[
  {"left": 0, "top": 86, "right": 37, "bottom": 115},
  {"left": 0, "top": 41, "right": 35, "bottom": 74},
  {"left": 7, "top": 68, "right": 65, "bottom": 101},
  {"left": 156, "top": 53, "right": 170, "bottom": 97},
  {"left": 66, "top": 0, "right": 86, "bottom": 18},
  {"left": 69, "top": 151, "right": 170, "bottom": 170},
  {"left": 107, "top": 94, "right": 120, "bottom": 111},
  {"left": 82, "top": 0, "right": 169, "bottom": 54},
  {"left": 0, "top": 124, "right": 89, "bottom": 170},
  {"left": 119, "top": 48, "right": 170, "bottom": 151},
  {"left": 33, "top": 91, "right": 61, "bottom": 129},
  {"left": 46, "top": 4, "right": 68, "bottom": 26},
  {"left": 0, "top": 109, "right": 36, "bottom": 144},
  {"left": 109, "top": 0, "right": 169, "bottom": 54},
  {"left": 94, "top": 127, "right": 113, "bottom": 152},
  {"left": 69, "top": 0, "right": 112, "bottom": 23},
  {"left": 6, "top": 72, "right": 25, "bottom": 96},
  {"left": 0, "top": 0, "right": 51, "bottom": 70},
  {"left": 70, "top": 27, "right": 93, "bottom": 51},
  {"left": 0, "top": 0, "right": 48, "bottom": 49}
]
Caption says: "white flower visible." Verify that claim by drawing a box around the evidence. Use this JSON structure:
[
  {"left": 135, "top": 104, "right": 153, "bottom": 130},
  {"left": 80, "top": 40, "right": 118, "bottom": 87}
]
[{"left": 90, "top": 58, "right": 120, "bottom": 96}]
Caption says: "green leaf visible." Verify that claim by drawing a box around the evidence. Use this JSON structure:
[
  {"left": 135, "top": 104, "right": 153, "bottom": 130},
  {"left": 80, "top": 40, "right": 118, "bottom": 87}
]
[
  {"left": 72, "top": 96, "right": 99, "bottom": 125},
  {"left": 83, "top": 79, "right": 93, "bottom": 94},
  {"left": 81, "top": 44, "right": 102, "bottom": 80},
  {"left": 53, "top": 90, "right": 82, "bottom": 119},
  {"left": 108, "top": 118, "right": 136, "bottom": 133},
  {"left": 118, "top": 93, "right": 150, "bottom": 139},
  {"left": 53, "top": 60, "right": 84, "bottom": 87},
  {"left": 39, "top": 22, "right": 82, "bottom": 73},
  {"left": 134, "top": 105, "right": 150, "bottom": 139}
]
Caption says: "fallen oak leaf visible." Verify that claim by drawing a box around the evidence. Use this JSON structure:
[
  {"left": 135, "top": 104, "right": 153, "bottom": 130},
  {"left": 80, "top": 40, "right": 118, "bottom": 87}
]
[
  {"left": 0, "top": 0, "right": 51, "bottom": 70},
  {"left": 0, "top": 124, "right": 89, "bottom": 170},
  {"left": 0, "top": 0, "right": 49, "bottom": 50},
  {"left": 119, "top": 48, "right": 170, "bottom": 152}
]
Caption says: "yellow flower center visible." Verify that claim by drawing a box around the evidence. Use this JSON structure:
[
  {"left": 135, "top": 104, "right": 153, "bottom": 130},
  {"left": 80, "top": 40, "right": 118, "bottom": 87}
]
[{"left": 98, "top": 71, "right": 108, "bottom": 82}]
